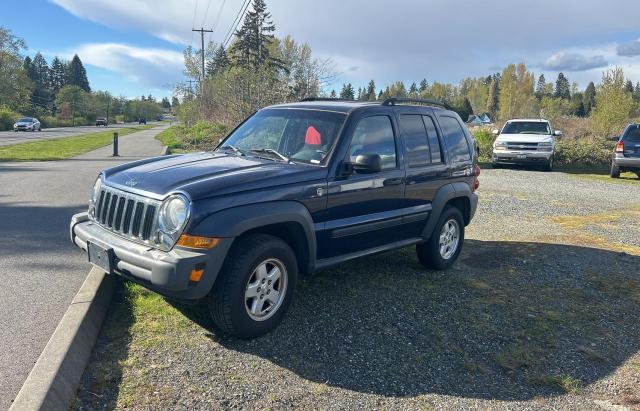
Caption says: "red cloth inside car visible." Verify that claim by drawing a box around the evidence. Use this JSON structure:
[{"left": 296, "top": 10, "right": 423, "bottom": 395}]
[{"left": 305, "top": 126, "right": 321, "bottom": 145}]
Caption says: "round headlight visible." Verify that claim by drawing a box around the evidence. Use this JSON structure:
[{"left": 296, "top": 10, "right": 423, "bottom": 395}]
[
  {"left": 159, "top": 194, "right": 189, "bottom": 233},
  {"left": 91, "top": 177, "right": 102, "bottom": 204}
]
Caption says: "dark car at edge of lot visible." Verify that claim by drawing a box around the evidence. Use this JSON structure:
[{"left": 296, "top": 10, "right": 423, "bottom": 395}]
[
  {"left": 611, "top": 123, "right": 640, "bottom": 178},
  {"left": 70, "top": 97, "right": 480, "bottom": 338}
]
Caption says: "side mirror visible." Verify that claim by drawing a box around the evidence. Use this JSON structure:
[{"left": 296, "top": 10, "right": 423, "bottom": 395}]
[
  {"left": 352, "top": 153, "right": 382, "bottom": 174},
  {"left": 610, "top": 136, "right": 620, "bottom": 142},
  {"left": 492, "top": 129, "right": 500, "bottom": 135},
  {"left": 554, "top": 130, "right": 563, "bottom": 137}
]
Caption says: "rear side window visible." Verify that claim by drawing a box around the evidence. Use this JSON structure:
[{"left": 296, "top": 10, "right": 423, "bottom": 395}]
[
  {"left": 439, "top": 116, "right": 471, "bottom": 163},
  {"left": 423, "top": 116, "right": 442, "bottom": 164},
  {"left": 399, "top": 115, "right": 430, "bottom": 167},
  {"left": 623, "top": 126, "right": 640, "bottom": 143}
]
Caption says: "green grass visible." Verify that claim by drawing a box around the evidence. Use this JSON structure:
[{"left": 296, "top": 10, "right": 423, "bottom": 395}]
[
  {"left": 0, "top": 125, "right": 154, "bottom": 161},
  {"left": 528, "top": 374, "right": 582, "bottom": 394}
]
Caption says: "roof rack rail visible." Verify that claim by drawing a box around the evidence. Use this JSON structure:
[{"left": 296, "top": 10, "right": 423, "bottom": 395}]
[
  {"left": 382, "top": 97, "right": 451, "bottom": 110},
  {"left": 300, "top": 97, "right": 358, "bottom": 102}
]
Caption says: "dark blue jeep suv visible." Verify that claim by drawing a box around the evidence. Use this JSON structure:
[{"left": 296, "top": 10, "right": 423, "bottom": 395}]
[{"left": 70, "top": 98, "right": 480, "bottom": 338}]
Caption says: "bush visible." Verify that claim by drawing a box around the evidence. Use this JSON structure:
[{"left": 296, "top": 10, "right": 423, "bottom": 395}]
[
  {"left": 555, "top": 138, "right": 614, "bottom": 168},
  {"left": 156, "top": 121, "right": 228, "bottom": 153},
  {"left": 0, "top": 106, "right": 21, "bottom": 131},
  {"left": 471, "top": 127, "right": 496, "bottom": 161}
]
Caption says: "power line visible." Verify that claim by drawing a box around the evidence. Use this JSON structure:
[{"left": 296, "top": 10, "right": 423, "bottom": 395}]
[
  {"left": 207, "top": 0, "right": 228, "bottom": 46},
  {"left": 190, "top": 0, "right": 200, "bottom": 47},
  {"left": 222, "top": 0, "right": 251, "bottom": 49}
]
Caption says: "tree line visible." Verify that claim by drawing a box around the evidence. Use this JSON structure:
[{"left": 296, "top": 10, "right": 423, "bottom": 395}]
[{"left": 0, "top": 26, "right": 169, "bottom": 129}]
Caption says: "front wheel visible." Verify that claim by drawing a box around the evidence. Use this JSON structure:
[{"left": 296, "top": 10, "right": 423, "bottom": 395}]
[
  {"left": 416, "top": 206, "right": 465, "bottom": 270},
  {"left": 610, "top": 163, "right": 621, "bottom": 178},
  {"left": 209, "top": 233, "right": 297, "bottom": 339},
  {"left": 543, "top": 156, "right": 554, "bottom": 172}
]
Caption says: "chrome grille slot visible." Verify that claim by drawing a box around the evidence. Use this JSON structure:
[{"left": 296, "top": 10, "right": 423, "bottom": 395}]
[{"left": 90, "top": 186, "right": 161, "bottom": 246}]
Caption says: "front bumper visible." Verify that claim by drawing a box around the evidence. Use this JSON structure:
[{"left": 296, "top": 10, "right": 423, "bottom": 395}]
[
  {"left": 613, "top": 154, "right": 640, "bottom": 169},
  {"left": 492, "top": 149, "right": 552, "bottom": 164},
  {"left": 70, "top": 212, "right": 233, "bottom": 300}
]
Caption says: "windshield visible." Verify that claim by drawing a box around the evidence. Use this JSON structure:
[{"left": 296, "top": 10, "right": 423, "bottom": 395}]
[
  {"left": 502, "top": 121, "right": 550, "bottom": 135},
  {"left": 18, "top": 118, "right": 32, "bottom": 123},
  {"left": 623, "top": 125, "right": 640, "bottom": 143},
  {"left": 218, "top": 108, "right": 347, "bottom": 164}
]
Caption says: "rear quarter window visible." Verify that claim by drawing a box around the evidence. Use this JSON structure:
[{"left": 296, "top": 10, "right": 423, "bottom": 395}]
[
  {"left": 623, "top": 126, "right": 640, "bottom": 143},
  {"left": 439, "top": 116, "right": 471, "bottom": 163}
]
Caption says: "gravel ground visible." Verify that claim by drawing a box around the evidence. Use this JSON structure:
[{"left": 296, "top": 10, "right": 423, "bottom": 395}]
[{"left": 76, "top": 167, "right": 640, "bottom": 410}]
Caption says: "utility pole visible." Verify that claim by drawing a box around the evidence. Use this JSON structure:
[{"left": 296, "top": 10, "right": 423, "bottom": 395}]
[{"left": 192, "top": 27, "right": 214, "bottom": 96}]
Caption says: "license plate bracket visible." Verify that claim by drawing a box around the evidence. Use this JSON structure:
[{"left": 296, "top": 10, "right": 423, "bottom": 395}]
[
  {"left": 87, "top": 241, "right": 113, "bottom": 274},
  {"left": 516, "top": 154, "right": 527, "bottom": 159}
]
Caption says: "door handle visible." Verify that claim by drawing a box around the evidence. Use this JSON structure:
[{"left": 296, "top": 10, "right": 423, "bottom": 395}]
[{"left": 383, "top": 177, "right": 403, "bottom": 186}]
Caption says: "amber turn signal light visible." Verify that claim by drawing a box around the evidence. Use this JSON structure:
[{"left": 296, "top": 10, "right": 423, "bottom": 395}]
[
  {"left": 176, "top": 234, "right": 220, "bottom": 249},
  {"left": 189, "top": 268, "right": 205, "bottom": 282}
]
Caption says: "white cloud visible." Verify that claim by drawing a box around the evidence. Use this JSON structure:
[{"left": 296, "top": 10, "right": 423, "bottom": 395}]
[
  {"left": 49, "top": 0, "right": 640, "bottom": 88},
  {"left": 543, "top": 52, "right": 608, "bottom": 71},
  {"left": 59, "top": 43, "right": 184, "bottom": 89}
]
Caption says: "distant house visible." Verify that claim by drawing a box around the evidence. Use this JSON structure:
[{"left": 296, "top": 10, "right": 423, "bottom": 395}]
[{"left": 466, "top": 113, "right": 493, "bottom": 126}]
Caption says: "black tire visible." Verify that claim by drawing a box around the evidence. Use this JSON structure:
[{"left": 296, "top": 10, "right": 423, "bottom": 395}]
[
  {"left": 491, "top": 162, "right": 501, "bottom": 169},
  {"left": 610, "top": 163, "right": 621, "bottom": 178},
  {"left": 543, "top": 156, "right": 554, "bottom": 172},
  {"left": 209, "top": 233, "right": 298, "bottom": 339},
  {"left": 416, "top": 206, "right": 465, "bottom": 270}
]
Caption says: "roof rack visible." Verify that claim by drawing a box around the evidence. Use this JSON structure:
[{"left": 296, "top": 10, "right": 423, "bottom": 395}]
[
  {"left": 300, "top": 97, "right": 358, "bottom": 102},
  {"left": 382, "top": 97, "right": 451, "bottom": 110}
]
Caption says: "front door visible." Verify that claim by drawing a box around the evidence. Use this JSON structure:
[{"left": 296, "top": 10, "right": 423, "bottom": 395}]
[{"left": 320, "top": 114, "right": 405, "bottom": 259}]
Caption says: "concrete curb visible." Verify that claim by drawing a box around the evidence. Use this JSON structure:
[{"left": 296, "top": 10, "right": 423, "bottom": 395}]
[{"left": 10, "top": 268, "right": 117, "bottom": 411}]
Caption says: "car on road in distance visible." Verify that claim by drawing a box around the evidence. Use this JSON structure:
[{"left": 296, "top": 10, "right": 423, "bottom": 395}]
[
  {"left": 611, "top": 123, "right": 640, "bottom": 178},
  {"left": 96, "top": 117, "right": 108, "bottom": 126},
  {"left": 70, "top": 97, "right": 480, "bottom": 338},
  {"left": 491, "top": 118, "right": 561, "bottom": 171},
  {"left": 13, "top": 117, "right": 41, "bottom": 132},
  {"left": 138, "top": 118, "right": 147, "bottom": 125}
]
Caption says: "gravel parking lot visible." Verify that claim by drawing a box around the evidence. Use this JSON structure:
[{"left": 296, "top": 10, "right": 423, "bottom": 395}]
[{"left": 76, "top": 168, "right": 640, "bottom": 410}]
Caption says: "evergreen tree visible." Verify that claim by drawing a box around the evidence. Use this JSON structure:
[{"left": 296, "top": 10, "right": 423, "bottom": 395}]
[
  {"left": 634, "top": 82, "right": 640, "bottom": 101},
  {"left": 22, "top": 56, "right": 32, "bottom": 76},
  {"left": 68, "top": 54, "right": 90, "bottom": 92},
  {"left": 171, "top": 96, "right": 180, "bottom": 111},
  {"left": 625, "top": 80, "right": 635, "bottom": 94},
  {"left": 50, "top": 57, "right": 67, "bottom": 95},
  {"left": 229, "top": 0, "right": 277, "bottom": 68},
  {"left": 574, "top": 101, "right": 585, "bottom": 117},
  {"left": 535, "top": 74, "right": 547, "bottom": 100},
  {"left": 583, "top": 81, "right": 596, "bottom": 115},
  {"left": 356, "top": 87, "right": 362, "bottom": 100},
  {"left": 409, "top": 82, "right": 418, "bottom": 97},
  {"left": 454, "top": 97, "right": 474, "bottom": 121},
  {"left": 329, "top": 89, "right": 337, "bottom": 98},
  {"left": 29, "top": 53, "right": 52, "bottom": 112},
  {"left": 486, "top": 75, "right": 499, "bottom": 118},
  {"left": 366, "top": 80, "right": 376, "bottom": 101},
  {"left": 161, "top": 97, "right": 171, "bottom": 109},
  {"left": 554, "top": 72, "right": 570, "bottom": 100},
  {"left": 419, "top": 78, "right": 428, "bottom": 93},
  {"left": 339, "top": 83, "right": 355, "bottom": 100},
  {"left": 206, "top": 46, "right": 230, "bottom": 77}
]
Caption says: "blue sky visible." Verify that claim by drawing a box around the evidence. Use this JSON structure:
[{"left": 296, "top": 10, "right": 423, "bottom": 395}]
[{"left": 4, "top": 0, "right": 640, "bottom": 100}]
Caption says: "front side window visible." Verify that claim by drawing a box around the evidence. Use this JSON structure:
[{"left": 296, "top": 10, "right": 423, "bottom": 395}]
[
  {"left": 502, "top": 121, "right": 551, "bottom": 135},
  {"left": 399, "top": 114, "right": 430, "bottom": 167},
  {"left": 220, "top": 109, "right": 347, "bottom": 164},
  {"left": 439, "top": 116, "right": 471, "bottom": 163},
  {"left": 349, "top": 115, "right": 397, "bottom": 170}
]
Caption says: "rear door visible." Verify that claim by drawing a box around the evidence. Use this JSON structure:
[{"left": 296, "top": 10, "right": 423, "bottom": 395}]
[
  {"left": 436, "top": 114, "right": 475, "bottom": 184},
  {"left": 399, "top": 110, "right": 448, "bottom": 237}
]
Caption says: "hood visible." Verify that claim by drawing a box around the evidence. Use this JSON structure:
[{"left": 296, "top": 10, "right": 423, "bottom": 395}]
[
  {"left": 16, "top": 121, "right": 33, "bottom": 125},
  {"left": 102, "top": 152, "right": 325, "bottom": 200},
  {"left": 496, "top": 134, "right": 553, "bottom": 143}
]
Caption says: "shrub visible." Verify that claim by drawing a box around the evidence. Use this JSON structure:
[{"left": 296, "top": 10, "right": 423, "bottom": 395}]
[
  {"left": 156, "top": 121, "right": 228, "bottom": 153},
  {"left": 0, "top": 106, "right": 21, "bottom": 131},
  {"left": 555, "top": 138, "right": 614, "bottom": 167},
  {"left": 471, "top": 127, "right": 496, "bottom": 161}
]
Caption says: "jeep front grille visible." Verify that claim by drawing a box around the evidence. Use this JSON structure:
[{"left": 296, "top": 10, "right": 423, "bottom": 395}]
[{"left": 93, "top": 186, "right": 160, "bottom": 244}]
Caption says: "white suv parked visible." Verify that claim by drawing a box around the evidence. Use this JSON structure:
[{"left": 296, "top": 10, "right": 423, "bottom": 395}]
[{"left": 491, "top": 119, "right": 562, "bottom": 171}]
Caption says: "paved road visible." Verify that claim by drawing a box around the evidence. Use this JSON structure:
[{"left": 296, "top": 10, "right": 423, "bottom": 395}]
[
  {"left": 0, "top": 122, "right": 160, "bottom": 147},
  {"left": 0, "top": 125, "right": 166, "bottom": 409}
]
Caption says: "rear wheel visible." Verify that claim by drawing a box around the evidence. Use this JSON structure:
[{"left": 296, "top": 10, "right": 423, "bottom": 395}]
[
  {"left": 416, "top": 206, "right": 465, "bottom": 270},
  {"left": 209, "top": 234, "right": 297, "bottom": 339},
  {"left": 610, "top": 163, "right": 621, "bottom": 178}
]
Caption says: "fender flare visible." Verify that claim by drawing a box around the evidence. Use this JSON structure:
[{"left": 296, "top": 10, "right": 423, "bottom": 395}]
[
  {"left": 190, "top": 201, "right": 317, "bottom": 274},
  {"left": 421, "top": 182, "right": 472, "bottom": 239}
]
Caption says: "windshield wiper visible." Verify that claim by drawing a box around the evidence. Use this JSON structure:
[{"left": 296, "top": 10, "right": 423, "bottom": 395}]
[
  {"left": 217, "top": 145, "right": 245, "bottom": 156},
  {"left": 249, "top": 148, "right": 290, "bottom": 162}
]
